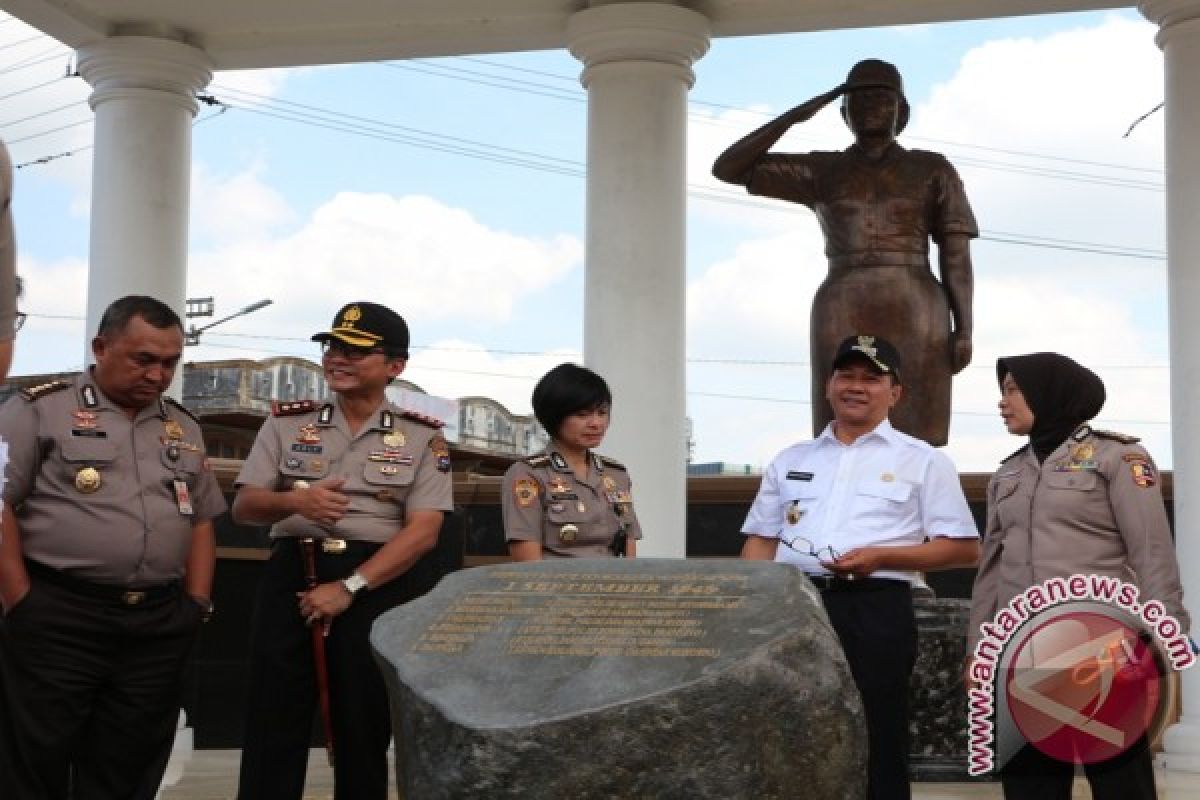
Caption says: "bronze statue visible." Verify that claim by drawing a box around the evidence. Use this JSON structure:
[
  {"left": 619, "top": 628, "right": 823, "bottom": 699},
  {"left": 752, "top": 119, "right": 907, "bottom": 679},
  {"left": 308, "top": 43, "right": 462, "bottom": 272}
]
[{"left": 712, "top": 59, "right": 976, "bottom": 446}]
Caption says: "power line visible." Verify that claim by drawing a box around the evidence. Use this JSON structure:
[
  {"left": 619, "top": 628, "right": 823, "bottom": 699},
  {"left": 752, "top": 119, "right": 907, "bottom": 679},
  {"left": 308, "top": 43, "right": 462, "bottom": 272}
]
[
  {"left": 0, "top": 99, "right": 85, "bottom": 129},
  {"left": 197, "top": 85, "right": 1165, "bottom": 260},
  {"left": 418, "top": 56, "right": 1165, "bottom": 183},
  {"left": 0, "top": 76, "right": 65, "bottom": 102},
  {"left": 0, "top": 47, "right": 68, "bottom": 74}
]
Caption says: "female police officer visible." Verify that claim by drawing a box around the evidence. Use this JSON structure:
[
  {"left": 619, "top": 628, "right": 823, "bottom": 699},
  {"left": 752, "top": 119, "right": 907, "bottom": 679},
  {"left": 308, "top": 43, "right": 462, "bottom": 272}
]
[
  {"left": 502, "top": 363, "right": 642, "bottom": 559},
  {"left": 969, "top": 352, "right": 1190, "bottom": 799}
]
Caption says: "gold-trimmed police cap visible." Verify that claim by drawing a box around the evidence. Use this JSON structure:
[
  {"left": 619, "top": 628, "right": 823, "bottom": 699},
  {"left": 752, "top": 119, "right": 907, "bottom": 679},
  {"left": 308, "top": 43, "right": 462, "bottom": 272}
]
[
  {"left": 311, "top": 302, "right": 409, "bottom": 357},
  {"left": 831, "top": 334, "right": 902, "bottom": 381}
]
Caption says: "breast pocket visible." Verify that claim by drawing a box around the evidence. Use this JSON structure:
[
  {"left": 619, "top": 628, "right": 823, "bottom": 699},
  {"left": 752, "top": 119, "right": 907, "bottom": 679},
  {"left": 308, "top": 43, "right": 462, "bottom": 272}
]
[
  {"left": 855, "top": 479, "right": 914, "bottom": 521},
  {"left": 160, "top": 447, "right": 205, "bottom": 486},
  {"left": 59, "top": 437, "right": 118, "bottom": 492},
  {"left": 991, "top": 478, "right": 1025, "bottom": 536},
  {"left": 544, "top": 503, "right": 607, "bottom": 547},
  {"left": 278, "top": 453, "right": 331, "bottom": 487},
  {"left": 781, "top": 484, "right": 823, "bottom": 530},
  {"left": 1044, "top": 470, "right": 1098, "bottom": 493},
  {"left": 362, "top": 462, "right": 415, "bottom": 489}
]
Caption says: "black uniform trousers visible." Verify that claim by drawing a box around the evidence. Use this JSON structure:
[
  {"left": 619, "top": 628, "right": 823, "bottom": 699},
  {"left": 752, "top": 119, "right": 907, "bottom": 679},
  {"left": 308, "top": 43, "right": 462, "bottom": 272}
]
[
  {"left": 237, "top": 539, "right": 433, "bottom": 800},
  {"left": 0, "top": 561, "right": 203, "bottom": 800},
  {"left": 1001, "top": 737, "right": 1157, "bottom": 799},
  {"left": 820, "top": 579, "right": 917, "bottom": 800}
]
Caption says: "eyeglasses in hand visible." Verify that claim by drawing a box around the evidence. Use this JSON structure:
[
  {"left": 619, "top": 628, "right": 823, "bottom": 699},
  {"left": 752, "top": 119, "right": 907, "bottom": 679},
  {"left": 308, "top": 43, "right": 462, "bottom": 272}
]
[{"left": 779, "top": 534, "right": 841, "bottom": 563}]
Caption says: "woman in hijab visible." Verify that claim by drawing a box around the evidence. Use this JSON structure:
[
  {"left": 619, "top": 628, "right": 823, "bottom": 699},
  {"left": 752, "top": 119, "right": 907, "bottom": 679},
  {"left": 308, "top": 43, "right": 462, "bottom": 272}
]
[{"left": 968, "top": 352, "right": 1190, "bottom": 799}]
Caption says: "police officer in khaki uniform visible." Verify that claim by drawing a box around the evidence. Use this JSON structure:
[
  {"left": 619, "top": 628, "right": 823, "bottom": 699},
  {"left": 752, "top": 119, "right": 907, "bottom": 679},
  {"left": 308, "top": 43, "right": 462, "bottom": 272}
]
[
  {"left": 969, "top": 352, "right": 1190, "bottom": 799},
  {"left": 234, "top": 302, "right": 453, "bottom": 800},
  {"left": 0, "top": 295, "right": 225, "bottom": 800},
  {"left": 503, "top": 363, "right": 642, "bottom": 559}
]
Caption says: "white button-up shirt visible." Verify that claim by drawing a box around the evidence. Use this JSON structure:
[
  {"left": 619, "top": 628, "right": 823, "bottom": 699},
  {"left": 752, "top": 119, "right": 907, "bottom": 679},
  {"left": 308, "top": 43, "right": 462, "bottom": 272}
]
[{"left": 742, "top": 420, "right": 978, "bottom": 583}]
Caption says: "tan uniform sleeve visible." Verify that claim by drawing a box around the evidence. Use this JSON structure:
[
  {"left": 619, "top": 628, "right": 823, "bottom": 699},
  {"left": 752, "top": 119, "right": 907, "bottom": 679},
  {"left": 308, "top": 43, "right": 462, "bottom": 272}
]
[
  {"left": 404, "top": 431, "right": 453, "bottom": 513},
  {"left": 620, "top": 472, "right": 643, "bottom": 542},
  {"left": 1107, "top": 444, "right": 1190, "bottom": 632},
  {"left": 0, "top": 396, "right": 41, "bottom": 505},
  {"left": 967, "top": 478, "right": 1004, "bottom": 652},
  {"left": 502, "top": 462, "right": 544, "bottom": 544},
  {"left": 236, "top": 416, "right": 284, "bottom": 489},
  {"left": 0, "top": 141, "right": 16, "bottom": 342}
]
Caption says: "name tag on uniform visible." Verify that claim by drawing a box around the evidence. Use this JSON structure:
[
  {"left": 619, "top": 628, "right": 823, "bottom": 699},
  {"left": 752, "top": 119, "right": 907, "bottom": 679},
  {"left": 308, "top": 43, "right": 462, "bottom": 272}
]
[
  {"left": 786, "top": 471, "right": 814, "bottom": 481},
  {"left": 173, "top": 479, "right": 194, "bottom": 516},
  {"left": 71, "top": 429, "right": 108, "bottom": 438}
]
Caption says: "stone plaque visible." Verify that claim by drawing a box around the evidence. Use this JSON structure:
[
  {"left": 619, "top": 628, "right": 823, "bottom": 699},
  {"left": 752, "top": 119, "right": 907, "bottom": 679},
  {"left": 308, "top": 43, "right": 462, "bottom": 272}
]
[{"left": 371, "top": 559, "right": 866, "bottom": 799}]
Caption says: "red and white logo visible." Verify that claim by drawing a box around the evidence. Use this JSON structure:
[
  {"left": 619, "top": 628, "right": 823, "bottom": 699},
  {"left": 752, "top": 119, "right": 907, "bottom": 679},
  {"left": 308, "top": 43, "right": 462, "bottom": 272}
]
[{"left": 1004, "top": 609, "right": 1167, "bottom": 764}]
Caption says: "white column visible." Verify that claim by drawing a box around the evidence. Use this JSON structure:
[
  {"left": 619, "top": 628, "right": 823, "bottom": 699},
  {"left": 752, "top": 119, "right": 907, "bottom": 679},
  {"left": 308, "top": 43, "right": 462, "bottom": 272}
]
[
  {"left": 77, "top": 36, "right": 212, "bottom": 366},
  {"left": 568, "top": 3, "right": 709, "bottom": 558},
  {"left": 1141, "top": 0, "right": 1200, "bottom": 771}
]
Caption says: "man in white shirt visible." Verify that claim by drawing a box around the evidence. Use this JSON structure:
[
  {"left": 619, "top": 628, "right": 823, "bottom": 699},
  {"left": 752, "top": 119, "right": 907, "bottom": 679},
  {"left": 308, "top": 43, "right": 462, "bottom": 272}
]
[{"left": 741, "top": 334, "right": 979, "bottom": 800}]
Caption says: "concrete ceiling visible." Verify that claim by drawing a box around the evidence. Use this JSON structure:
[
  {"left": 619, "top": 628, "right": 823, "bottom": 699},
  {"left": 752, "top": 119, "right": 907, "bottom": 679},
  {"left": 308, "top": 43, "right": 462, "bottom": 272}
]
[{"left": 1, "top": 0, "right": 1128, "bottom": 69}]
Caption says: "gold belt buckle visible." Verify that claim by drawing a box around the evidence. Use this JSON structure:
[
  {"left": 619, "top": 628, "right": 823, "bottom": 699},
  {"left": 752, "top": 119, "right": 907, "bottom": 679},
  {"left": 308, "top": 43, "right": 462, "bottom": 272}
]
[
  {"left": 122, "top": 590, "right": 147, "bottom": 606},
  {"left": 321, "top": 538, "right": 347, "bottom": 554}
]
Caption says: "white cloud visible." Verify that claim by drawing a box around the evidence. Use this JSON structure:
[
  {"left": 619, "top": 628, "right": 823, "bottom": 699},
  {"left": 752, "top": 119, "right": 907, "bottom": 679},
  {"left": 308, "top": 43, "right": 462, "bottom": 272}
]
[
  {"left": 183, "top": 191, "right": 581, "bottom": 361},
  {"left": 191, "top": 161, "right": 295, "bottom": 243}
]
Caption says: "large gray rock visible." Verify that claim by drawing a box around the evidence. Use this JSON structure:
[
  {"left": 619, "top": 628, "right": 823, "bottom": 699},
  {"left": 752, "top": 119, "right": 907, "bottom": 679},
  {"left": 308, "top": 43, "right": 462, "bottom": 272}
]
[{"left": 371, "top": 559, "right": 866, "bottom": 799}]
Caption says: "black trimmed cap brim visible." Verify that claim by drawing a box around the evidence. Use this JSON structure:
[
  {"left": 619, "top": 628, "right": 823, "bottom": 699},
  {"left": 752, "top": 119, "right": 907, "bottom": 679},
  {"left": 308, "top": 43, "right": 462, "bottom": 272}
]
[{"left": 310, "top": 327, "right": 383, "bottom": 348}]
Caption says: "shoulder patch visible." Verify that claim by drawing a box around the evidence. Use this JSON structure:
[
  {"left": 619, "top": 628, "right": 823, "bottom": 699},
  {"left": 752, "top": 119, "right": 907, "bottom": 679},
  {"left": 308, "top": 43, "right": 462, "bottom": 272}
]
[
  {"left": 19, "top": 379, "right": 70, "bottom": 401},
  {"left": 598, "top": 455, "right": 627, "bottom": 472},
  {"left": 398, "top": 409, "right": 444, "bottom": 429},
  {"left": 164, "top": 396, "right": 200, "bottom": 424},
  {"left": 1093, "top": 429, "right": 1140, "bottom": 445},
  {"left": 525, "top": 454, "right": 551, "bottom": 468},
  {"left": 1000, "top": 444, "right": 1029, "bottom": 465},
  {"left": 272, "top": 400, "right": 317, "bottom": 417}
]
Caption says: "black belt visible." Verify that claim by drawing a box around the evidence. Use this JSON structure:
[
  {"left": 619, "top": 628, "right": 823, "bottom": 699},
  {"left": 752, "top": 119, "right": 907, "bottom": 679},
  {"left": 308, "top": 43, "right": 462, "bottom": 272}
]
[
  {"left": 24, "top": 559, "right": 179, "bottom": 606},
  {"left": 271, "top": 538, "right": 382, "bottom": 557},
  {"left": 805, "top": 574, "right": 911, "bottom": 593}
]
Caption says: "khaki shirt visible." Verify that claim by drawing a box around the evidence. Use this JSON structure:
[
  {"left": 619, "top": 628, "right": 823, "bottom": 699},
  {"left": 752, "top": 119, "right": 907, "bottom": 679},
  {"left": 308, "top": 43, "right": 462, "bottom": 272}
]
[
  {"left": 236, "top": 398, "right": 453, "bottom": 543},
  {"left": 0, "top": 371, "right": 226, "bottom": 586},
  {"left": 502, "top": 448, "right": 642, "bottom": 558},
  {"left": 968, "top": 426, "right": 1190, "bottom": 649}
]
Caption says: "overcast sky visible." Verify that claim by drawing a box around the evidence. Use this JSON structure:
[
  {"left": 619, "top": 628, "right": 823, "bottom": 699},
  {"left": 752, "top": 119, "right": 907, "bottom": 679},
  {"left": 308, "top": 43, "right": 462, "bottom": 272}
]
[{"left": 0, "top": 8, "right": 1171, "bottom": 471}]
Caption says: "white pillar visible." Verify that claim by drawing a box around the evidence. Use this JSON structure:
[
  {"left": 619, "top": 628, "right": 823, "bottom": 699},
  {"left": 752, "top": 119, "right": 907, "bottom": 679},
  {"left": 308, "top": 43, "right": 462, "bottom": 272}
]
[
  {"left": 77, "top": 36, "right": 211, "bottom": 368},
  {"left": 567, "top": 2, "right": 709, "bottom": 558},
  {"left": 1141, "top": 0, "right": 1200, "bottom": 771}
]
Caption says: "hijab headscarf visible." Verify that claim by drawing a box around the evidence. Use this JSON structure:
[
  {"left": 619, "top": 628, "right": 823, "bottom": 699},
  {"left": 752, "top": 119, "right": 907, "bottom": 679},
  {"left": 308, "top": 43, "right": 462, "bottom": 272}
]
[{"left": 996, "top": 353, "right": 1106, "bottom": 463}]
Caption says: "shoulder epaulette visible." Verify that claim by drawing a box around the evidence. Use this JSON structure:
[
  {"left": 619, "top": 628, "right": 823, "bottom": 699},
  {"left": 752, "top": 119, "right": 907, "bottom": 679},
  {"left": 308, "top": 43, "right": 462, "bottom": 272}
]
[
  {"left": 272, "top": 400, "right": 317, "bottom": 417},
  {"left": 1093, "top": 429, "right": 1140, "bottom": 445},
  {"left": 164, "top": 396, "right": 200, "bottom": 424},
  {"left": 597, "top": 455, "right": 627, "bottom": 471},
  {"left": 1000, "top": 444, "right": 1029, "bottom": 464},
  {"left": 19, "top": 380, "right": 70, "bottom": 401},
  {"left": 398, "top": 409, "right": 444, "bottom": 429},
  {"left": 525, "top": 454, "right": 551, "bottom": 468}
]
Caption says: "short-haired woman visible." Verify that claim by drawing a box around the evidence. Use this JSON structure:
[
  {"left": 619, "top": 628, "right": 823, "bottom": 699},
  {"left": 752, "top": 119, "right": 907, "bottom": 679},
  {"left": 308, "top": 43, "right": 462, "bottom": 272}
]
[{"left": 502, "top": 363, "right": 642, "bottom": 560}]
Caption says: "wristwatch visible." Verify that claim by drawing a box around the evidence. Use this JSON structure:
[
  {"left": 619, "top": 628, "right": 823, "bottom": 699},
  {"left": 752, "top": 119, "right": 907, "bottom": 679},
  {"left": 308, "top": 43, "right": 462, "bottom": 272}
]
[{"left": 341, "top": 571, "right": 369, "bottom": 597}]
